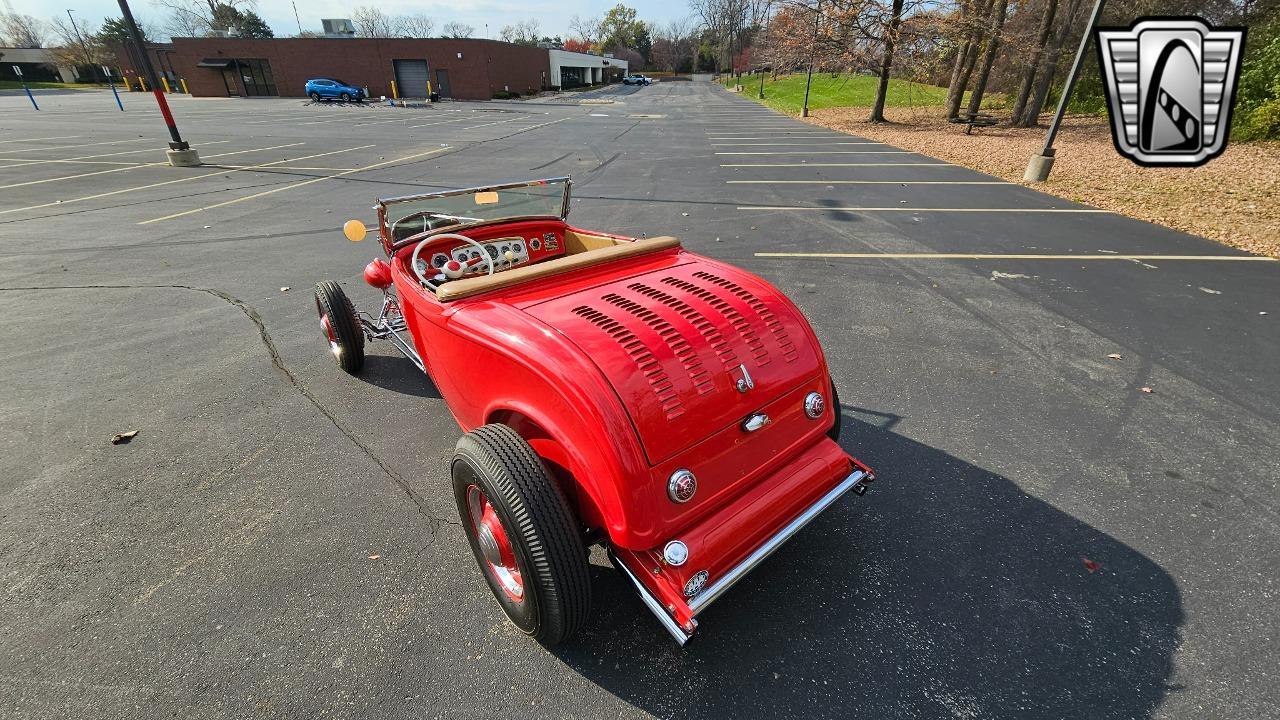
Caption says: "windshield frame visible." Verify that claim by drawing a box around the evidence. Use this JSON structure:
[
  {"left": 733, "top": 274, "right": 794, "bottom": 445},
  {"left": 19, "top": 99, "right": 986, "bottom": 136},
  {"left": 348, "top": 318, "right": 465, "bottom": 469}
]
[{"left": 376, "top": 176, "right": 572, "bottom": 254}]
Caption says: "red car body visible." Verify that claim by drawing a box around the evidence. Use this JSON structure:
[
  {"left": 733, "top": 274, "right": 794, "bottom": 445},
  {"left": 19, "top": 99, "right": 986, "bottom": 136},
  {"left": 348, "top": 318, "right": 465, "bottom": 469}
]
[{"left": 323, "top": 178, "right": 875, "bottom": 644}]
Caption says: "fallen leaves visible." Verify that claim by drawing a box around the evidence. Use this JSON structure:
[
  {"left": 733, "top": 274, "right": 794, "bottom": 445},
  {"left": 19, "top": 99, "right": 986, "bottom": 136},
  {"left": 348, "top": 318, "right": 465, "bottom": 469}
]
[
  {"left": 279, "top": 286, "right": 290, "bottom": 292},
  {"left": 1082, "top": 557, "right": 1101, "bottom": 574},
  {"left": 110, "top": 430, "right": 139, "bottom": 445},
  {"left": 1107, "top": 353, "right": 1123, "bottom": 360},
  {"left": 1141, "top": 387, "right": 1154, "bottom": 394},
  {"left": 368, "top": 554, "right": 381, "bottom": 561}
]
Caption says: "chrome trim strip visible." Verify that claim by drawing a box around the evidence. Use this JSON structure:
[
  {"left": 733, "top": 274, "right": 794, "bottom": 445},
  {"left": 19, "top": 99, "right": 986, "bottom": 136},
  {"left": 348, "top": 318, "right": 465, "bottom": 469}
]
[
  {"left": 687, "top": 469, "right": 869, "bottom": 615},
  {"left": 611, "top": 552, "right": 693, "bottom": 646}
]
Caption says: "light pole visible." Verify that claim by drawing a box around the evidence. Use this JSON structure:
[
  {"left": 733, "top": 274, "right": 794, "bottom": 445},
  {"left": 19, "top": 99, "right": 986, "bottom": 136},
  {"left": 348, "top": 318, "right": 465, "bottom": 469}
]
[
  {"left": 802, "top": 0, "right": 821, "bottom": 117},
  {"left": 117, "top": 0, "right": 200, "bottom": 166},
  {"left": 1024, "top": 0, "right": 1107, "bottom": 182},
  {"left": 65, "top": 10, "right": 101, "bottom": 84}
]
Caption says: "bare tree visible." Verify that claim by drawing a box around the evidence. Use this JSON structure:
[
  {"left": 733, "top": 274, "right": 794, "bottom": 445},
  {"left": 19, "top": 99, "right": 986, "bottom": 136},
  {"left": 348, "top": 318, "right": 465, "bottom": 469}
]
[
  {"left": 351, "top": 5, "right": 398, "bottom": 38},
  {"left": 1, "top": 13, "right": 49, "bottom": 48},
  {"left": 868, "top": 0, "right": 906, "bottom": 122},
  {"left": 569, "top": 14, "right": 603, "bottom": 48},
  {"left": 48, "top": 15, "right": 108, "bottom": 80},
  {"left": 150, "top": 0, "right": 255, "bottom": 37},
  {"left": 396, "top": 13, "right": 434, "bottom": 38},
  {"left": 691, "top": 0, "right": 771, "bottom": 74},
  {"left": 500, "top": 18, "right": 541, "bottom": 45},
  {"left": 963, "top": 0, "right": 1010, "bottom": 115},
  {"left": 442, "top": 21, "right": 475, "bottom": 39},
  {"left": 1022, "top": 0, "right": 1083, "bottom": 124}
]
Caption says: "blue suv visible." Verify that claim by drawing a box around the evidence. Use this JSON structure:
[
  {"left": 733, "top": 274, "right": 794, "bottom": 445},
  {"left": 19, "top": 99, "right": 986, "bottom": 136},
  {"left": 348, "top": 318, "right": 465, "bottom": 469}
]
[{"left": 305, "top": 78, "right": 365, "bottom": 102}]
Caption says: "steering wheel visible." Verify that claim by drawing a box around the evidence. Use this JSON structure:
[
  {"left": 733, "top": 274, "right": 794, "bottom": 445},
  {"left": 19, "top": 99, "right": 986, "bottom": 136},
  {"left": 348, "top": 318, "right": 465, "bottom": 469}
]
[{"left": 411, "top": 232, "right": 496, "bottom": 292}]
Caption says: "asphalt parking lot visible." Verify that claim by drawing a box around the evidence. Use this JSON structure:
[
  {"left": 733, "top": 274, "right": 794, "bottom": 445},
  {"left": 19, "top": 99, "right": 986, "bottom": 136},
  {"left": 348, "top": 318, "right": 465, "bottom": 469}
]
[{"left": 1, "top": 78, "right": 1277, "bottom": 719}]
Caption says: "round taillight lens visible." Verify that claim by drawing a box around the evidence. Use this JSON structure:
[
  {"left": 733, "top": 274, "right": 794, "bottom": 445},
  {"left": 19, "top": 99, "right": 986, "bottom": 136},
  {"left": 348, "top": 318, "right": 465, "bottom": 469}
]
[
  {"left": 668, "top": 469, "right": 697, "bottom": 503},
  {"left": 804, "top": 391, "right": 825, "bottom": 419},
  {"left": 663, "top": 540, "right": 689, "bottom": 566}
]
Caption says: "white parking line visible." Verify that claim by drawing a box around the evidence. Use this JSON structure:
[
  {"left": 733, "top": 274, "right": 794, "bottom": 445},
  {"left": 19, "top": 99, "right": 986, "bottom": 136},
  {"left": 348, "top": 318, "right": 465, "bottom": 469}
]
[
  {"left": 0, "top": 145, "right": 371, "bottom": 216},
  {"left": 0, "top": 135, "right": 83, "bottom": 145},
  {"left": 406, "top": 117, "right": 474, "bottom": 129},
  {"left": 756, "top": 252, "right": 1277, "bottom": 261},
  {"left": 138, "top": 145, "right": 452, "bottom": 224},
  {"left": 738, "top": 206, "right": 1109, "bottom": 213},
  {"left": 0, "top": 140, "right": 232, "bottom": 169},
  {"left": 0, "top": 137, "right": 154, "bottom": 155},
  {"left": 0, "top": 143, "right": 306, "bottom": 191},
  {"left": 718, "top": 150, "right": 918, "bottom": 155}
]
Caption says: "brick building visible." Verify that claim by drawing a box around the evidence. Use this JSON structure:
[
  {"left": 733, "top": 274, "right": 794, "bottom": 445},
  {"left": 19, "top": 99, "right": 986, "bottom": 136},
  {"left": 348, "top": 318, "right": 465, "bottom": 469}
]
[{"left": 144, "top": 37, "right": 553, "bottom": 100}]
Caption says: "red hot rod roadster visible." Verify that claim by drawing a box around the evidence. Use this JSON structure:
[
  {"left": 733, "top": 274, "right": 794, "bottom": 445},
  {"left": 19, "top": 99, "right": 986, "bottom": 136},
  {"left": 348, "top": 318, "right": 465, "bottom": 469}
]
[{"left": 315, "top": 177, "right": 876, "bottom": 645}]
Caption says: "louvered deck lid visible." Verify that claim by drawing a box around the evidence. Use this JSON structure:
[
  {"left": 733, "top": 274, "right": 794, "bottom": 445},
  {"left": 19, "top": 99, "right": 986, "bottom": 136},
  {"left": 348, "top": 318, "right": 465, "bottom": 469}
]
[{"left": 524, "top": 262, "right": 820, "bottom": 464}]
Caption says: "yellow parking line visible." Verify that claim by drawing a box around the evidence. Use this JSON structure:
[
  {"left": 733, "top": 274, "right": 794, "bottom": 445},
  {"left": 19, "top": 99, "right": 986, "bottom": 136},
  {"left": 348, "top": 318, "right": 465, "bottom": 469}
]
[
  {"left": 711, "top": 142, "right": 884, "bottom": 147},
  {"left": 722, "top": 163, "right": 950, "bottom": 167},
  {"left": 755, "top": 252, "right": 1277, "bottom": 261},
  {"left": 739, "top": 206, "right": 1109, "bottom": 213},
  {"left": 718, "top": 151, "right": 917, "bottom": 155},
  {"left": 138, "top": 145, "right": 451, "bottom": 224},
  {"left": 0, "top": 141, "right": 232, "bottom": 169},
  {"left": 0, "top": 145, "right": 371, "bottom": 215},
  {"left": 0, "top": 143, "right": 306, "bottom": 191},
  {"left": 0, "top": 135, "right": 83, "bottom": 145},
  {"left": 727, "top": 180, "right": 1008, "bottom": 184},
  {"left": 0, "top": 137, "right": 154, "bottom": 155}
]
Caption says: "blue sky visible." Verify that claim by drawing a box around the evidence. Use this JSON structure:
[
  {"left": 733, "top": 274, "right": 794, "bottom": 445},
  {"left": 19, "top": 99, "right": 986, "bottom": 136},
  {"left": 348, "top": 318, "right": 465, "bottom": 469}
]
[{"left": 15, "top": 0, "right": 693, "bottom": 40}]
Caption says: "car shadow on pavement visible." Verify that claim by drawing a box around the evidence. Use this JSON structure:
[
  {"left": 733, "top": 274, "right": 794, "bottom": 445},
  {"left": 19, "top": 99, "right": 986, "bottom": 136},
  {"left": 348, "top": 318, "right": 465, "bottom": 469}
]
[
  {"left": 357, "top": 353, "right": 442, "bottom": 399},
  {"left": 556, "top": 406, "right": 1183, "bottom": 719}
]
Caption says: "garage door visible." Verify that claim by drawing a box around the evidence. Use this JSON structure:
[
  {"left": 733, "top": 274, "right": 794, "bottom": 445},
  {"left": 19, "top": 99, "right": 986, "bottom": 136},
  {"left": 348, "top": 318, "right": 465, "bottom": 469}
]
[{"left": 393, "top": 59, "right": 429, "bottom": 98}]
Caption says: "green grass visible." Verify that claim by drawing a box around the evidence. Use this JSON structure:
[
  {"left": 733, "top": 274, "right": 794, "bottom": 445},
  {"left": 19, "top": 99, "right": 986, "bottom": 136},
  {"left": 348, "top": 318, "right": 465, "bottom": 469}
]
[
  {"left": 722, "top": 73, "right": 956, "bottom": 114},
  {"left": 0, "top": 80, "right": 99, "bottom": 91}
]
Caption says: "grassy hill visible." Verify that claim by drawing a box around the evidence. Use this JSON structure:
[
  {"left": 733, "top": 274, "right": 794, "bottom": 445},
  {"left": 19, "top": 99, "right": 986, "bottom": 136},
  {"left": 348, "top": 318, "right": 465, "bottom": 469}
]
[{"left": 721, "top": 73, "right": 960, "bottom": 114}]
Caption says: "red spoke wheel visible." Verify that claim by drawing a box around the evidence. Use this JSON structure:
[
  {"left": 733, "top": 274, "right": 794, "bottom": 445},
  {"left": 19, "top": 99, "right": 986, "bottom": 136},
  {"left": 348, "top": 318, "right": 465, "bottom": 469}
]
[
  {"left": 452, "top": 424, "right": 591, "bottom": 645},
  {"left": 313, "top": 281, "right": 365, "bottom": 374}
]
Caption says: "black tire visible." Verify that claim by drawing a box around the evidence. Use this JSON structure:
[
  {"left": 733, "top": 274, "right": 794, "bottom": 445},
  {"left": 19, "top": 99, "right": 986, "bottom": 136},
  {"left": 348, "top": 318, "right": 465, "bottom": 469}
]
[
  {"left": 453, "top": 424, "right": 590, "bottom": 645},
  {"left": 340, "top": 92, "right": 351, "bottom": 102},
  {"left": 314, "top": 281, "right": 365, "bottom": 374},
  {"left": 309, "top": 91, "right": 321, "bottom": 102},
  {"left": 828, "top": 381, "right": 842, "bottom": 443}
]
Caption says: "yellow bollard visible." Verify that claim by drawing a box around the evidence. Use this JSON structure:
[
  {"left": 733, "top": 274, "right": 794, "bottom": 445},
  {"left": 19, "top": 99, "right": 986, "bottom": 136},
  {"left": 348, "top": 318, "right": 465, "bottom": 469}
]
[
  {"left": 427, "top": 80, "right": 433, "bottom": 100},
  {"left": 180, "top": 78, "right": 189, "bottom": 94},
  {"left": 139, "top": 76, "right": 147, "bottom": 91},
  {"left": 390, "top": 80, "right": 398, "bottom": 99},
  {"left": 162, "top": 77, "right": 171, "bottom": 93}
]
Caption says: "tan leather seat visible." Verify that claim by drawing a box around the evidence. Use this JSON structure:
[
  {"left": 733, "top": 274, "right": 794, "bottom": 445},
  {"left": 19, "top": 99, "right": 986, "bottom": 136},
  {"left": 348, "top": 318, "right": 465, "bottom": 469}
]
[{"left": 435, "top": 235, "right": 681, "bottom": 302}]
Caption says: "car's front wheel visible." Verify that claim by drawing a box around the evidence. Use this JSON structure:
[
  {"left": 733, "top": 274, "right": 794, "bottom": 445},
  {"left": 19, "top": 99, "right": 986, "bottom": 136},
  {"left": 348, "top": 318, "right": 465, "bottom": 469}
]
[
  {"left": 309, "top": 91, "right": 320, "bottom": 101},
  {"left": 453, "top": 424, "right": 591, "bottom": 645},
  {"left": 314, "top": 281, "right": 365, "bottom": 374},
  {"left": 340, "top": 92, "right": 351, "bottom": 102}
]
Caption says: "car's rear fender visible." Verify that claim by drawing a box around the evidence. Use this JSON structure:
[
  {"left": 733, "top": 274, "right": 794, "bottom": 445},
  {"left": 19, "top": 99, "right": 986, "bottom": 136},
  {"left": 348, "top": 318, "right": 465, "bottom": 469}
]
[{"left": 441, "top": 302, "right": 659, "bottom": 547}]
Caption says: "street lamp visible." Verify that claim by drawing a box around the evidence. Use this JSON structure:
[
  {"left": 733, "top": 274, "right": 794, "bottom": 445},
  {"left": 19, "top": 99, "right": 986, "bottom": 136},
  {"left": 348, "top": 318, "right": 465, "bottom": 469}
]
[
  {"left": 802, "top": 0, "right": 821, "bottom": 117},
  {"left": 65, "top": 10, "right": 101, "bottom": 84},
  {"left": 116, "top": 0, "right": 200, "bottom": 166},
  {"left": 1024, "top": 0, "right": 1107, "bottom": 182}
]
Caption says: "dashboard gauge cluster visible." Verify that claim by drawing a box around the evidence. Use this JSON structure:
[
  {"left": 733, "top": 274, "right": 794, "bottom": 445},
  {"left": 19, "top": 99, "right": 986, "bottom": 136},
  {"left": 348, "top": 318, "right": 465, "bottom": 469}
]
[{"left": 450, "top": 237, "right": 530, "bottom": 276}]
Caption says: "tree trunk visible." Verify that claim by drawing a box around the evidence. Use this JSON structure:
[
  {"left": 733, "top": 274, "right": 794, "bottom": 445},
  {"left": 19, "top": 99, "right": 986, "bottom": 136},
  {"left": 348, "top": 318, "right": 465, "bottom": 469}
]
[
  {"left": 965, "top": 0, "right": 1010, "bottom": 115},
  {"left": 945, "top": 0, "right": 994, "bottom": 119},
  {"left": 1023, "top": 0, "right": 1083, "bottom": 125},
  {"left": 1010, "top": 0, "right": 1060, "bottom": 127},
  {"left": 869, "top": 0, "right": 906, "bottom": 123},
  {"left": 944, "top": 0, "right": 976, "bottom": 118}
]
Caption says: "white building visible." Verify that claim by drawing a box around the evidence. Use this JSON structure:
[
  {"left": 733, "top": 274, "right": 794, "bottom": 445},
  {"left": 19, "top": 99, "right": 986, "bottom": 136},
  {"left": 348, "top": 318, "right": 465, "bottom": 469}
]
[
  {"left": 0, "top": 47, "right": 78, "bottom": 83},
  {"left": 547, "top": 49, "right": 627, "bottom": 89}
]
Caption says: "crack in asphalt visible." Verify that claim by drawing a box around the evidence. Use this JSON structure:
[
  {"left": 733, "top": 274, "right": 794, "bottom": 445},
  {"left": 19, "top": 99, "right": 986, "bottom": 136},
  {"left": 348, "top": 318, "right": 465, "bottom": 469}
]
[{"left": 0, "top": 282, "right": 461, "bottom": 543}]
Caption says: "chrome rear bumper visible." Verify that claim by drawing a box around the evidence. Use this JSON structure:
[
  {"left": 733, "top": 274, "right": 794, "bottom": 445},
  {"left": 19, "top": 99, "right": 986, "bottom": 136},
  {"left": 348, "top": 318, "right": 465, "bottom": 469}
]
[{"left": 614, "top": 468, "right": 873, "bottom": 645}]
